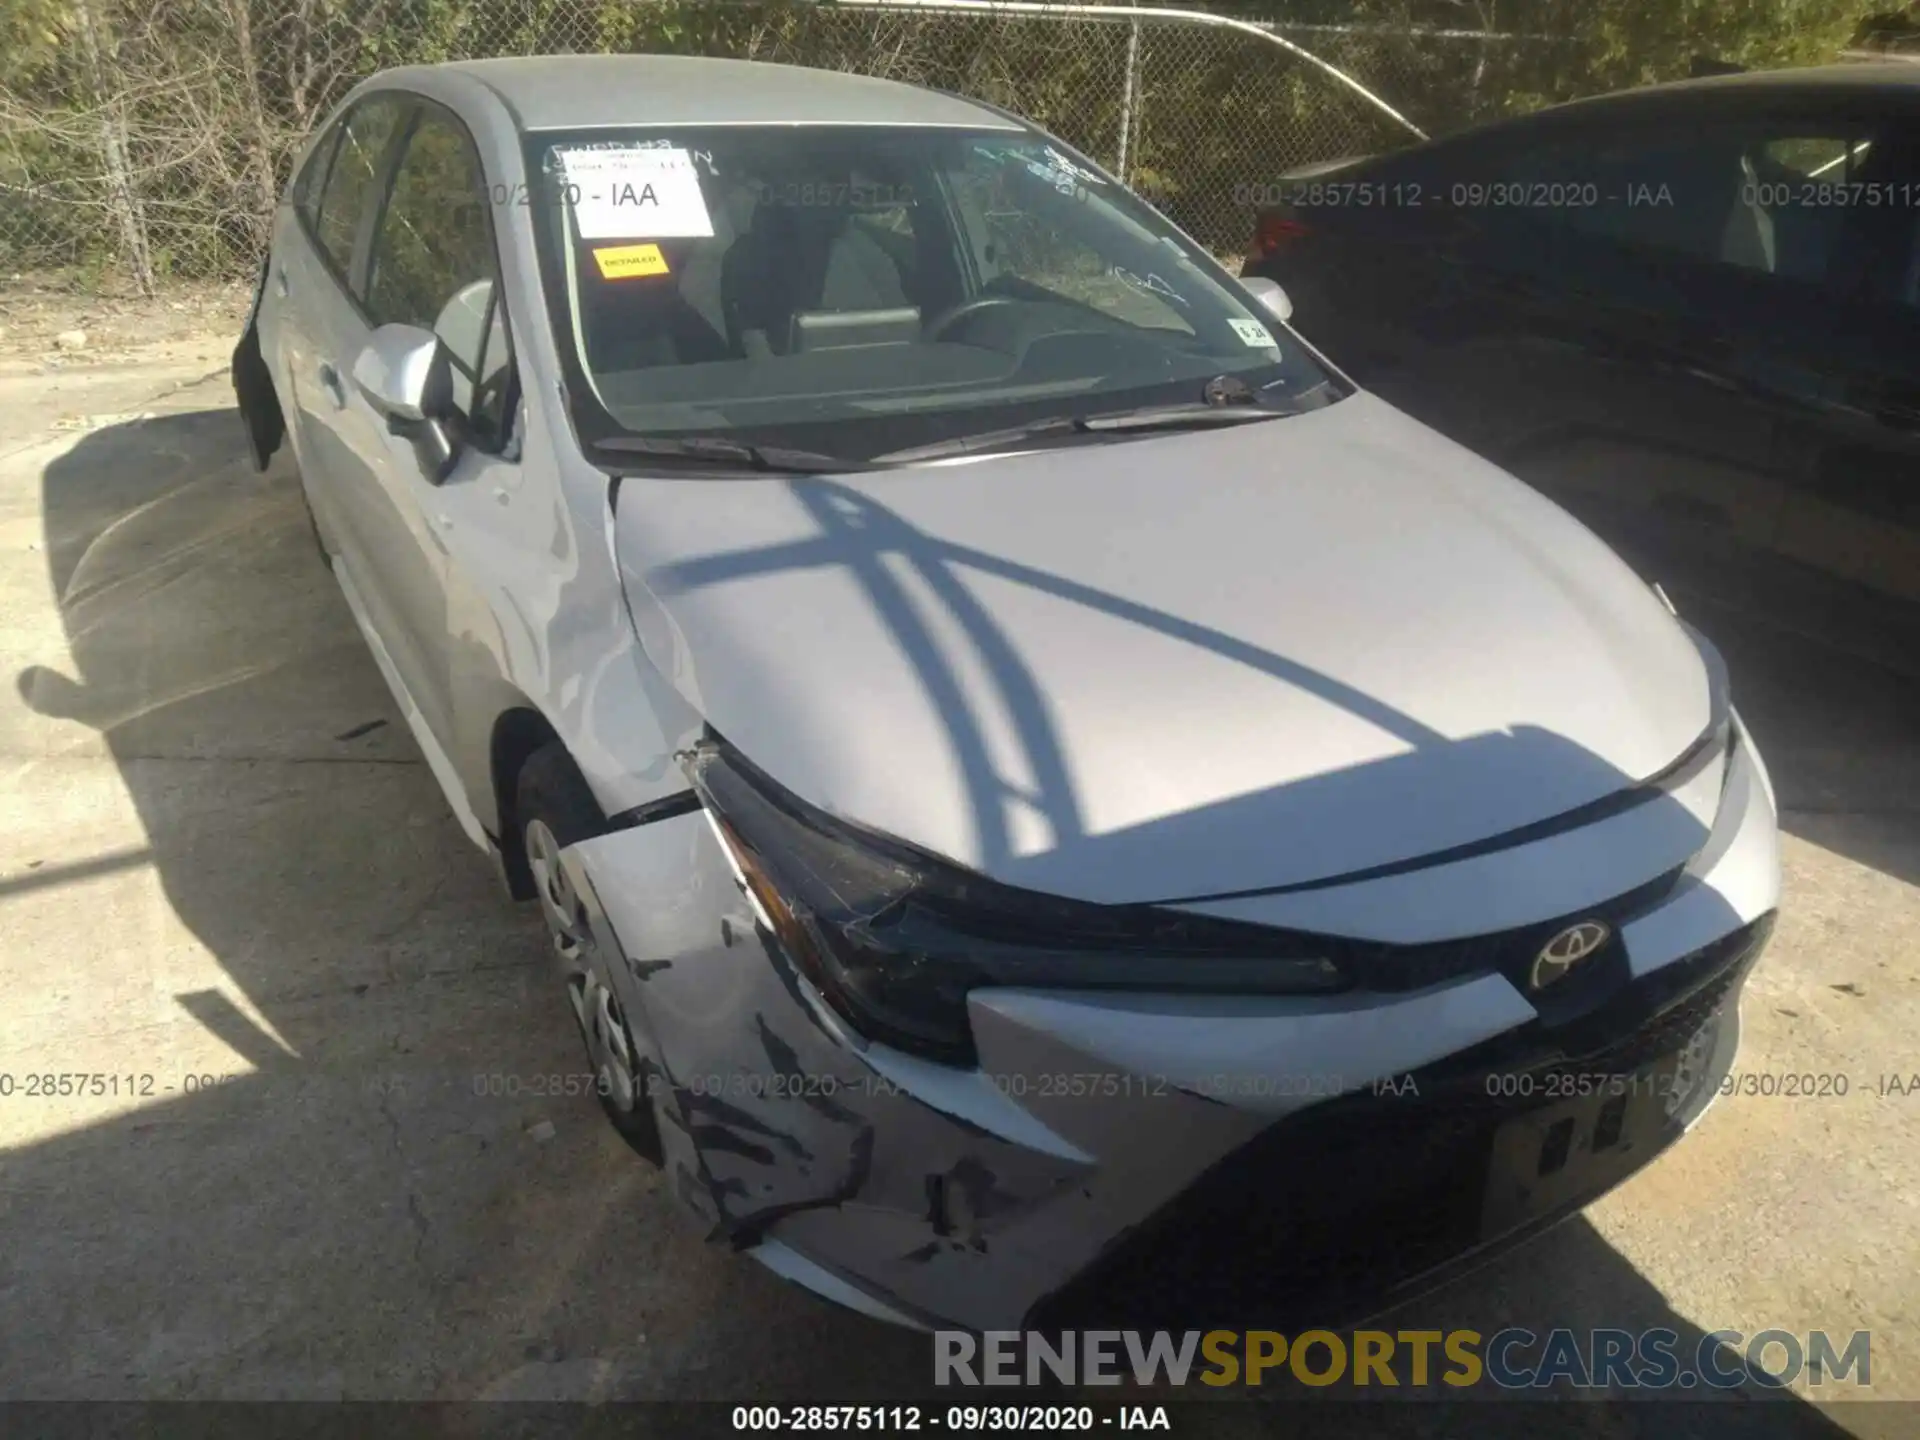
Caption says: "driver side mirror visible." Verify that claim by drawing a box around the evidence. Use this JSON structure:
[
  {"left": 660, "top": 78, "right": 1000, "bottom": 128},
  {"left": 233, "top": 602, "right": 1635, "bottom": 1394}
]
[
  {"left": 352, "top": 323, "right": 460, "bottom": 483},
  {"left": 1239, "top": 275, "right": 1293, "bottom": 324}
]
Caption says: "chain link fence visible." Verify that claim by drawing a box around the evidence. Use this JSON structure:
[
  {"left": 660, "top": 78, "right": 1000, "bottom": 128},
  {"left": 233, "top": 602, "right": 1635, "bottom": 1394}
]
[{"left": 0, "top": 0, "right": 1874, "bottom": 295}]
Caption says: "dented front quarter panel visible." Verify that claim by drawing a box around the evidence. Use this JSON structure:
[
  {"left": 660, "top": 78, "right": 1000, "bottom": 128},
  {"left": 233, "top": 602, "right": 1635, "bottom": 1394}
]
[
  {"left": 556, "top": 811, "right": 1265, "bottom": 1328},
  {"left": 554, "top": 809, "right": 1546, "bottom": 1330}
]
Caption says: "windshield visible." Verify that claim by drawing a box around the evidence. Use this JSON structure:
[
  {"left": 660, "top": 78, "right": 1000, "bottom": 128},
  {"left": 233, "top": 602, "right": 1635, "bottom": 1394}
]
[{"left": 523, "top": 124, "right": 1342, "bottom": 465}]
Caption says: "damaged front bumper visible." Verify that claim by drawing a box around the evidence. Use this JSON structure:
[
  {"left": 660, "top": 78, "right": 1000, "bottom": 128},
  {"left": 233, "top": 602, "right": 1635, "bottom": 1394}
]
[{"left": 555, "top": 719, "right": 1780, "bottom": 1332}]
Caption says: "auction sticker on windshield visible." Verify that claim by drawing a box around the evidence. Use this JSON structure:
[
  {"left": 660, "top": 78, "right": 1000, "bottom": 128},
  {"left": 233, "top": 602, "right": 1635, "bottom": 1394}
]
[
  {"left": 560, "top": 145, "right": 715, "bottom": 239},
  {"left": 1229, "top": 317, "right": 1276, "bottom": 348},
  {"left": 593, "top": 243, "right": 671, "bottom": 280}
]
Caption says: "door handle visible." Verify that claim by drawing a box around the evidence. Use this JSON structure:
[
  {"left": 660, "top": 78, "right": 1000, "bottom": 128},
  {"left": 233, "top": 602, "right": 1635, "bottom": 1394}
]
[
  {"left": 274, "top": 266, "right": 289, "bottom": 298},
  {"left": 316, "top": 361, "right": 347, "bottom": 411}
]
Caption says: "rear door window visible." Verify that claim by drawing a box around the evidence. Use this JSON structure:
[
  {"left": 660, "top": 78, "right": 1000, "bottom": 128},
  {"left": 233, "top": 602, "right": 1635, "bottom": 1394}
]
[{"left": 1488, "top": 119, "right": 1891, "bottom": 291}]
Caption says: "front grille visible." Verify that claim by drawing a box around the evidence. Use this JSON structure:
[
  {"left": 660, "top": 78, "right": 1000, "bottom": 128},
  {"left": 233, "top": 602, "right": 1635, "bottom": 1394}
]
[
  {"left": 1341, "top": 865, "right": 1685, "bottom": 994},
  {"left": 1029, "top": 913, "right": 1773, "bottom": 1333},
  {"left": 1426, "top": 912, "right": 1770, "bottom": 1093}
]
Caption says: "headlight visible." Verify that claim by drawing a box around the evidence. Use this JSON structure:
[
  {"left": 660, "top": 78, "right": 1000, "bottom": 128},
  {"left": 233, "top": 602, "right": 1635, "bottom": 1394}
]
[{"left": 686, "top": 737, "right": 1350, "bottom": 1065}]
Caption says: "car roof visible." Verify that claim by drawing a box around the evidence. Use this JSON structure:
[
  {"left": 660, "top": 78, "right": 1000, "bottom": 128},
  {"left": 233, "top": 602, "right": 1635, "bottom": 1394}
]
[
  {"left": 1565, "top": 60, "right": 1920, "bottom": 108},
  {"left": 379, "top": 54, "right": 1024, "bottom": 133},
  {"left": 1490, "top": 60, "right": 1920, "bottom": 134}
]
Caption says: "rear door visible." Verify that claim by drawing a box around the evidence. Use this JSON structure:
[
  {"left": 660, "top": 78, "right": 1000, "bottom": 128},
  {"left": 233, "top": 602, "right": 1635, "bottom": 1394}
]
[
  {"left": 1764, "top": 121, "right": 1920, "bottom": 607},
  {"left": 1464, "top": 108, "right": 1920, "bottom": 607},
  {"left": 1271, "top": 99, "right": 1920, "bottom": 610},
  {"left": 1425, "top": 115, "right": 1833, "bottom": 496},
  {"left": 279, "top": 94, "right": 413, "bottom": 667},
  {"left": 241, "top": 108, "right": 354, "bottom": 473}
]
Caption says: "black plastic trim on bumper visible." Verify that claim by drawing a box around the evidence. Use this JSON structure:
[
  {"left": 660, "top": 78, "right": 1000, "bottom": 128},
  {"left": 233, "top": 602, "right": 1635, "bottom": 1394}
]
[{"left": 1027, "top": 913, "right": 1774, "bottom": 1332}]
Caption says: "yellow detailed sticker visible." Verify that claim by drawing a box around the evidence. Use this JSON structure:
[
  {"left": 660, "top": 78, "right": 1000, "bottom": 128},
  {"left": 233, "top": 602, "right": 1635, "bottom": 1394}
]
[{"left": 593, "top": 243, "right": 670, "bottom": 280}]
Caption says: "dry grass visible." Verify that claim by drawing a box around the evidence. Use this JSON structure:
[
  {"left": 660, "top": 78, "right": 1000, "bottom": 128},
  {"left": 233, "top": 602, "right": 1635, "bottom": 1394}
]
[{"left": 0, "top": 274, "right": 249, "bottom": 362}]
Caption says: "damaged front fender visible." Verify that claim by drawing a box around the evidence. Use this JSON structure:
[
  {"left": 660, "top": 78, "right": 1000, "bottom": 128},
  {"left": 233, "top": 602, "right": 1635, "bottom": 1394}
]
[
  {"left": 558, "top": 809, "right": 1078, "bottom": 1235},
  {"left": 556, "top": 807, "right": 1259, "bottom": 1329},
  {"left": 552, "top": 802, "right": 1579, "bottom": 1331}
]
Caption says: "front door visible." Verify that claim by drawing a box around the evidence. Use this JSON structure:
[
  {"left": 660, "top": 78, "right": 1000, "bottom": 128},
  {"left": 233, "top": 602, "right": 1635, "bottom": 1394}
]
[{"left": 346, "top": 103, "right": 521, "bottom": 755}]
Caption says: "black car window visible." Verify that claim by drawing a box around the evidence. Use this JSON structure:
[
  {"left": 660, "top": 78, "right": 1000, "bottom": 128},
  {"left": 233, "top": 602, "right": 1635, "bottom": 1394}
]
[
  {"left": 313, "top": 98, "right": 404, "bottom": 281},
  {"left": 365, "top": 109, "right": 514, "bottom": 449},
  {"left": 1740, "top": 130, "right": 1879, "bottom": 284},
  {"left": 1496, "top": 120, "right": 1887, "bottom": 290},
  {"left": 1837, "top": 128, "right": 1920, "bottom": 309}
]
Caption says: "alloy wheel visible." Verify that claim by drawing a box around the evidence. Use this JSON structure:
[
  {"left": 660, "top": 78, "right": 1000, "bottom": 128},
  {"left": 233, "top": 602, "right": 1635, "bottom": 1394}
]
[{"left": 525, "top": 817, "right": 641, "bottom": 1116}]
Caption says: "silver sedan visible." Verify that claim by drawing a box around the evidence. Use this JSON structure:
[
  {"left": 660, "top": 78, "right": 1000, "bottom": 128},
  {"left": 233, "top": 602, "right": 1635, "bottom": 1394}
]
[{"left": 233, "top": 53, "right": 1780, "bottom": 1331}]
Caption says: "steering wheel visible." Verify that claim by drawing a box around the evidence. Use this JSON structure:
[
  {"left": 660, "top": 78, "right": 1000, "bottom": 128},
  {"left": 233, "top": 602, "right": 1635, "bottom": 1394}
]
[{"left": 922, "top": 292, "right": 1021, "bottom": 343}]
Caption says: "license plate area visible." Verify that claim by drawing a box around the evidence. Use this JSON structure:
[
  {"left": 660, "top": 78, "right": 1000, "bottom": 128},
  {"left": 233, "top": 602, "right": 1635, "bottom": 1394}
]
[{"left": 1478, "top": 1040, "right": 1699, "bottom": 1238}]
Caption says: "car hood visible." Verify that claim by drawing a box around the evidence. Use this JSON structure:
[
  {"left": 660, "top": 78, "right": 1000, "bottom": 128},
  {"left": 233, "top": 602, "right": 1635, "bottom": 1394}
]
[{"left": 611, "top": 392, "right": 1711, "bottom": 905}]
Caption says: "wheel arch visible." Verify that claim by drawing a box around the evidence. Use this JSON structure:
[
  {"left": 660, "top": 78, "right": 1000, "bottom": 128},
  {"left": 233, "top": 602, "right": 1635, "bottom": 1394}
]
[{"left": 490, "top": 703, "right": 566, "bottom": 900}]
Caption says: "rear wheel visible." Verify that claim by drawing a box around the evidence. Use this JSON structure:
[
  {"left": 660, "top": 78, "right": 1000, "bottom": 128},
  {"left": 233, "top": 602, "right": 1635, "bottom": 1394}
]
[{"left": 518, "top": 743, "right": 662, "bottom": 1162}]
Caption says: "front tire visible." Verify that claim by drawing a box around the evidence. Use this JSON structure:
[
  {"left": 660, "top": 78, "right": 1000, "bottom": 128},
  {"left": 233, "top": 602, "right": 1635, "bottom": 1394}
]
[{"left": 518, "top": 743, "right": 663, "bottom": 1163}]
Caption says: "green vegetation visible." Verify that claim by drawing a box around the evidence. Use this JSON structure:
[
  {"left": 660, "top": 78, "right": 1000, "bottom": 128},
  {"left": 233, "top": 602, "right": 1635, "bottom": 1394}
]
[{"left": 0, "top": 0, "right": 1887, "bottom": 288}]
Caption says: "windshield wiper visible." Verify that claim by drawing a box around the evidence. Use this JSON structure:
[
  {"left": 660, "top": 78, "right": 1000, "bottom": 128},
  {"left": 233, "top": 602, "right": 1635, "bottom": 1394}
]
[
  {"left": 872, "top": 397, "right": 1281, "bottom": 466},
  {"left": 1081, "top": 402, "right": 1282, "bottom": 432},
  {"left": 593, "top": 375, "right": 1288, "bottom": 473},
  {"left": 594, "top": 434, "right": 866, "bottom": 475}
]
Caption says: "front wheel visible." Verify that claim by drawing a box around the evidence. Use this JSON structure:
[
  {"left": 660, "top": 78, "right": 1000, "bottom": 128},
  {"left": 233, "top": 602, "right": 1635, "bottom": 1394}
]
[{"left": 518, "top": 743, "right": 663, "bottom": 1162}]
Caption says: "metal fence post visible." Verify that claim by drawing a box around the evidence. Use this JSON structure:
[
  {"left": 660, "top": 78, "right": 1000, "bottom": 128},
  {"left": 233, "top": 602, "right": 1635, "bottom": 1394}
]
[
  {"left": 1116, "top": 5, "right": 1140, "bottom": 183},
  {"left": 72, "top": 0, "right": 155, "bottom": 296}
]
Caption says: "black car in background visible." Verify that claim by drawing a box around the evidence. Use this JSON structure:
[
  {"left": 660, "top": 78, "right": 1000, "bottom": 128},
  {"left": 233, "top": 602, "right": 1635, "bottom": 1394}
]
[{"left": 1244, "top": 64, "right": 1920, "bottom": 617}]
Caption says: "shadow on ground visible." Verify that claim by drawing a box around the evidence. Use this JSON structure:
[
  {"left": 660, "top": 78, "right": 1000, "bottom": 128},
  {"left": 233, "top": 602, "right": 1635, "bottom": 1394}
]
[{"left": 0, "top": 402, "right": 1903, "bottom": 1435}]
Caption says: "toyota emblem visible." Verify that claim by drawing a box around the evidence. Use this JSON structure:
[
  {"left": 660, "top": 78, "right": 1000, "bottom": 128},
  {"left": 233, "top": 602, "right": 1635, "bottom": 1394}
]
[{"left": 1531, "top": 920, "right": 1611, "bottom": 991}]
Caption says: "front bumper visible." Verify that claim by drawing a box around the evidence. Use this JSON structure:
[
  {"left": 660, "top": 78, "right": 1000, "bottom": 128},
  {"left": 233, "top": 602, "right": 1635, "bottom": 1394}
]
[{"left": 560, "top": 716, "right": 1779, "bottom": 1332}]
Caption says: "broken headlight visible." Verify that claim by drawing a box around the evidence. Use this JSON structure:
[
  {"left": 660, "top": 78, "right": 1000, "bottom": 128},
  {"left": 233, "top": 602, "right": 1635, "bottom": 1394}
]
[{"left": 686, "top": 737, "right": 1350, "bottom": 1066}]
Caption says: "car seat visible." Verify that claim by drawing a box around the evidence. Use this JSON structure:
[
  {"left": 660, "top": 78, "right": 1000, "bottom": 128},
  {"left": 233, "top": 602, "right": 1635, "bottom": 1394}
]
[{"left": 720, "top": 198, "right": 911, "bottom": 356}]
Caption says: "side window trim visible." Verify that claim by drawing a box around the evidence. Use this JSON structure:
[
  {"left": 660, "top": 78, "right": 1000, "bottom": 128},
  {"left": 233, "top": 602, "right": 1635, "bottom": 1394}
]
[
  {"left": 474, "top": 287, "right": 521, "bottom": 457},
  {"left": 461, "top": 275, "right": 502, "bottom": 390},
  {"left": 361, "top": 96, "right": 521, "bottom": 457}
]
